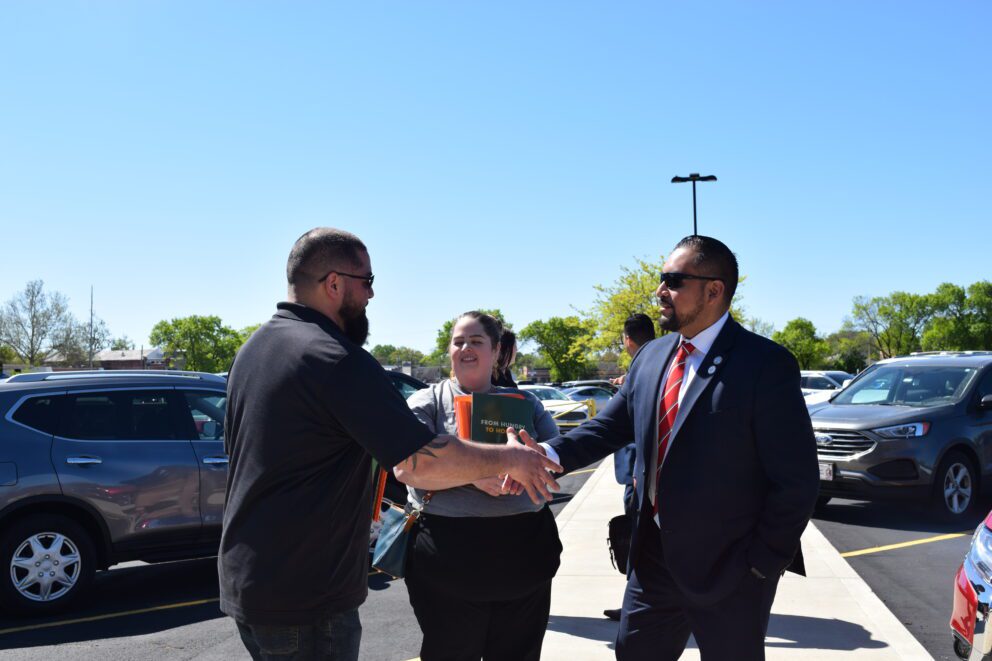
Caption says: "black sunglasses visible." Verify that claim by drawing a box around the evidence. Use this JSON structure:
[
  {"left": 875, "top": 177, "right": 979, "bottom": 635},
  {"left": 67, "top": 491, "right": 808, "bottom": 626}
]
[
  {"left": 659, "top": 272, "right": 723, "bottom": 289},
  {"left": 318, "top": 270, "right": 375, "bottom": 289}
]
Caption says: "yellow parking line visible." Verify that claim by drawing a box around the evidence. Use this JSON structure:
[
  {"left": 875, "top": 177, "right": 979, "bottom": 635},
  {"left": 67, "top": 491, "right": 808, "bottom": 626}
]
[
  {"left": 568, "top": 468, "right": 597, "bottom": 476},
  {"left": 840, "top": 531, "right": 972, "bottom": 558},
  {"left": 0, "top": 597, "right": 220, "bottom": 636}
]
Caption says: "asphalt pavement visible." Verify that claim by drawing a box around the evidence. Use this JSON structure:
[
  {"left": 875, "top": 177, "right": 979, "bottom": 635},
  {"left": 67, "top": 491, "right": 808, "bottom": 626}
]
[
  {"left": 0, "top": 459, "right": 976, "bottom": 660},
  {"left": 813, "top": 497, "right": 984, "bottom": 661},
  {"left": 0, "top": 465, "right": 598, "bottom": 661}
]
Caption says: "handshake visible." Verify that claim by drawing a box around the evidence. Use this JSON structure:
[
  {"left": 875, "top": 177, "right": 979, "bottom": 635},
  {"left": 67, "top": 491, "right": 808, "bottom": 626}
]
[{"left": 471, "top": 427, "right": 561, "bottom": 501}]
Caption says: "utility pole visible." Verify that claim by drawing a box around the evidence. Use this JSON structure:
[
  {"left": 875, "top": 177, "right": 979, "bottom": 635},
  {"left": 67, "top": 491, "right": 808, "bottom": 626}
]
[{"left": 89, "top": 286, "right": 94, "bottom": 369}]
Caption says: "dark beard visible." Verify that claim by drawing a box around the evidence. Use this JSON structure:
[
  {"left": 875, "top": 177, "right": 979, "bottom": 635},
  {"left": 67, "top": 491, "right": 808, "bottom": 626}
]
[
  {"left": 659, "top": 300, "right": 703, "bottom": 334},
  {"left": 659, "top": 314, "right": 679, "bottom": 332},
  {"left": 340, "top": 301, "right": 370, "bottom": 346}
]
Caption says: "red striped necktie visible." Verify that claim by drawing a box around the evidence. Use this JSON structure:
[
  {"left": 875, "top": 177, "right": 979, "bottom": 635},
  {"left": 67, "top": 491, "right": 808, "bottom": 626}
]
[{"left": 654, "top": 341, "right": 695, "bottom": 514}]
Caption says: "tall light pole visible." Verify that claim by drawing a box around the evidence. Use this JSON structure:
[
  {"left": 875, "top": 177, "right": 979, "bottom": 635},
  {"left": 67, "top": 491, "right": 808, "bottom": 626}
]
[{"left": 671, "top": 173, "right": 717, "bottom": 236}]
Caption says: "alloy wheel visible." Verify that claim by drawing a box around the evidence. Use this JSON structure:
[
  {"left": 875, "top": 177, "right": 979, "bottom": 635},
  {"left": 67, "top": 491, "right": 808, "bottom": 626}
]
[{"left": 943, "top": 463, "right": 973, "bottom": 515}]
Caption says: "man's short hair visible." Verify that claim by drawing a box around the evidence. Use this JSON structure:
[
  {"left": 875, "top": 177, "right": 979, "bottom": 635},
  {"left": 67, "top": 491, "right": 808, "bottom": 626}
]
[
  {"left": 286, "top": 228, "right": 368, "bottom": 287},
  {"left": 623, "top": 313, "right": 656, "bottom": 348},
  {"left": 672, "top": 235, "right": 739, "bottom": 305}
]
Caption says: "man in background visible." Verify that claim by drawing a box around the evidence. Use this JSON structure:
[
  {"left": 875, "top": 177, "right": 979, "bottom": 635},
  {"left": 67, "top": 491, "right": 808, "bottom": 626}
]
[{"left": 604, "top": 312, "right": 655, "bottom": 621}]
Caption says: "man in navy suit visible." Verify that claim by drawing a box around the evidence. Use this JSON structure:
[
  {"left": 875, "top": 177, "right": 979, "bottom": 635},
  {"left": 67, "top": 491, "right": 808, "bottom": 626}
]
[{"left": 528, "top": 235, "right": 818, "bottom": 660}]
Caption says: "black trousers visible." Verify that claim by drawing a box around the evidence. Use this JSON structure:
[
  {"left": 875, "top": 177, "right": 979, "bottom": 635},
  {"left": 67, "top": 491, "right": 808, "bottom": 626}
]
[
  {"left": 616, "top": 519, "right": 779, "bottom": 661},
  {"left": 407, "top": 573, "right": 551, "bottom": 661},
  {"left": 405, "top": 508, "right": 561, "bottom": 661}
]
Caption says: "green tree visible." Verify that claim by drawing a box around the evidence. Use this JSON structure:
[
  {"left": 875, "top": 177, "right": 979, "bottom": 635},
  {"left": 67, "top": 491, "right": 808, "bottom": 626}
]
[
  {"left": 0, "top": 280, "right": 71, "bottom": 365},
  {"left": 772, "top": 318, "right": 829, "bottom": 369},
  {"left": 921, "top": 281, "right": 992, "bottom": 351},
  {"left": 520, "top": 316, "right": 596, "bottom": 381},
  {"left": 743, "top": 317, "right": 774, "bottom": 338},
  {"left": 582, "top": 257, "right": 664, "bottom": 369},
  {"left": 111, "top": 336, "right": 136, "bottom": 351},
  {"left": 851, "top": 292, "right": 932, "bottom": 358},
  {"left": 0, "top": 343, "right": 16, "bottom": 364},
  {"left": 49, "top": 316, "right": 111, "bottom": 367},
  {"left": 921, "top": 283, "right": 971, "bottom": 351},
  {"left": 150, "top": 315, "right": 242, "bottom": 373},
  {"left": 583, "top": 255, "right": 750, "bottom": 371},
  {"left": 240, "top": 324, "right": 262, "bottom": 342},
  {"left": 428, "top": 309, "right": 510, "bottom": 365},
  {"left": 968, "top": 281, "right": 992, "bottom": 349},
  {"left": 371, "top": 344, "right": 425, "bottom": 365},
  {"left": 823, "top": 327, "right": 872, "bottom": 373}
]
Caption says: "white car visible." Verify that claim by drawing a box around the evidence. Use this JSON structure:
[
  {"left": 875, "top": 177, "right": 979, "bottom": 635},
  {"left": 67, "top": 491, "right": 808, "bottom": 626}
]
[
  {"left": 518, "top": 385, "right": 590, "bottom": 431},
  {"left": 801, "top": 370, "right": 854, "bottom": 406},
  {"left": 561, "top": 385, "right": 614, "bottom": 417}
]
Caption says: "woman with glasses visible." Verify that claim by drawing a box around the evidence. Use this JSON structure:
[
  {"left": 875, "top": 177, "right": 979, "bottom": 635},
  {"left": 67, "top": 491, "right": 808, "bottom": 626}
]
[{"left": 397, "top": 311, "right": 562, "bottom": 661}]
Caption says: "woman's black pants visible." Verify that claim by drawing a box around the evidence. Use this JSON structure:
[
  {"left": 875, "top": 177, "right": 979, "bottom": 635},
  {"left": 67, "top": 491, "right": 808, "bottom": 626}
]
[{"left": 404, "top": 508, "right": 560, "bottom": 661}]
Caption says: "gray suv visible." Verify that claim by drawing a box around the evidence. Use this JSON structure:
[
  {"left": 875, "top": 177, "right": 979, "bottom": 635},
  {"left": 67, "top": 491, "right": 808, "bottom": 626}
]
[
  {"left": 0, "top": 370, "right": 228, "bottom": 614},
  {"left": 812, "top": 353, "right": 992, "bottom": 520}
]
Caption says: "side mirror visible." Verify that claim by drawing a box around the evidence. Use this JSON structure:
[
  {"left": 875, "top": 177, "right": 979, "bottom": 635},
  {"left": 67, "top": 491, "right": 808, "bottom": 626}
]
[{"left": 981, "top": 395, "right": 992, "bottom": 411}]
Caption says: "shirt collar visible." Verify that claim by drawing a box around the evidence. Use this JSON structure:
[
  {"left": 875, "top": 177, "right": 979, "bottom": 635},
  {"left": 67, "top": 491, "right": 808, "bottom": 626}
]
[
  {"left": 680, "top": 311, "right": 730, "bottom": 358},
  {"left": 275, "top": 302, "right": 343, "bottom": 336}
]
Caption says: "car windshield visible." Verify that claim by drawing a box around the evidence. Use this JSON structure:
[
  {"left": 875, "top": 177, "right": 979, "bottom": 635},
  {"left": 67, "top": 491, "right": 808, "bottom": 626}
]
[
  {"left": 831, "top": 365, "right": 978, "bottom": 407},
  {"left": 527, "top": 387, "right": 568, "bottom": 401}
]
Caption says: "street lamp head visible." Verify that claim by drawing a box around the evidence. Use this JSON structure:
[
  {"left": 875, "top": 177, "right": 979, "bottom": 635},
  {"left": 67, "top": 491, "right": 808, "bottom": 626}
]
[{"left": 671, "top": 173, "right": 717, "bottom": 183}]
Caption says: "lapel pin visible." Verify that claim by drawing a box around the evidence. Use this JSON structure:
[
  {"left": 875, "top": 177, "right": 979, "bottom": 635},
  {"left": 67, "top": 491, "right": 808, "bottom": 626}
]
[{"left": 713, "top": 356, "right": 723, "bottom": 365}]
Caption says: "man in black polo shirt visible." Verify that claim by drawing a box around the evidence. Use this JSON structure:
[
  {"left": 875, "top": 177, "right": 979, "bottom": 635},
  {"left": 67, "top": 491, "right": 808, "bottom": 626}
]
[{"left": 221, "top": 228, "right": 561, "bottom": 661}]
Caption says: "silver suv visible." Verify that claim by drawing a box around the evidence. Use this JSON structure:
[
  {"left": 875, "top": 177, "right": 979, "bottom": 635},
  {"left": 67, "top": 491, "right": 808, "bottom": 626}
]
[
  {"left": 0, "top": 370, "right": 228, "bottom": 614},
  {"left": 812, "top": 353, "right": 992, "bottom": 520}
]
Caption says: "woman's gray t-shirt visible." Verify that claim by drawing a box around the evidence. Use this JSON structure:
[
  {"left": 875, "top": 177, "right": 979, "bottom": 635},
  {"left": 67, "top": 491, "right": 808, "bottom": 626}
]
[{"left": 406, "top": 379, "right": 560, "bottom": 517}]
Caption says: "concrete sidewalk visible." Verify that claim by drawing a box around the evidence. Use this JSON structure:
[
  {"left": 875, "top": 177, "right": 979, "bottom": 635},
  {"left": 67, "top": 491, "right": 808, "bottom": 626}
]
[{"left": 542, "top": 460, "right": 934, "bottom": 660}]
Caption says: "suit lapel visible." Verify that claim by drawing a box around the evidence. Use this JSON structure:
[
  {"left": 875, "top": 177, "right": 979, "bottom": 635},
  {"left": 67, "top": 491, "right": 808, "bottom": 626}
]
[{"left": 668, "top": 318, "right": 741, "bottom": 442}]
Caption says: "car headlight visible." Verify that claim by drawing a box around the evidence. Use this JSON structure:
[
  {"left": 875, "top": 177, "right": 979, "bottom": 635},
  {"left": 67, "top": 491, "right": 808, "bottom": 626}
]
[
  {"left": 872, "top": 422, "right": 930, "bottom": 438},
  {"left": 970, "top": 524, "right": 992, "bottom": 583}
]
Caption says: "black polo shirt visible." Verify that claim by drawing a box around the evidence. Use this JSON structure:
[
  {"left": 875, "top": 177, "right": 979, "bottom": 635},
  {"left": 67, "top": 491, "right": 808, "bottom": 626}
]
[{"left": 219, "top": 302, "right": 433, "bottom": 624}]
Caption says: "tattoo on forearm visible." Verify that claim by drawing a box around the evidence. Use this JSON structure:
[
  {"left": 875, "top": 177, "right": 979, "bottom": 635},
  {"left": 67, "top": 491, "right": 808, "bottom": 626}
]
[{"left": 406, "top": 437, "right": 451, "bottom": 472}]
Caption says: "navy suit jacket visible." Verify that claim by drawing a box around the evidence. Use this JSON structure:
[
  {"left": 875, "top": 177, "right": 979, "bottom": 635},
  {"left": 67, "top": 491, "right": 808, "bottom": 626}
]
[{"left": 548, "top": 317, "right": 818, "bottom": 607}]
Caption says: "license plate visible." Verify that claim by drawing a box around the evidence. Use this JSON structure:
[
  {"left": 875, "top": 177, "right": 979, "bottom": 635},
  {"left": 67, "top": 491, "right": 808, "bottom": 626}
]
[{"left": 819, "top": 462, "right": 835, "bottom": 481}]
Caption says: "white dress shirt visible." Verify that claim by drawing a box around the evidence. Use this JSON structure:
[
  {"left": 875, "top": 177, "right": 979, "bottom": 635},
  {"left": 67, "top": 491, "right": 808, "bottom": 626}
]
[{"left": 541, "top": 312, "right": 730, "bottom": 491}]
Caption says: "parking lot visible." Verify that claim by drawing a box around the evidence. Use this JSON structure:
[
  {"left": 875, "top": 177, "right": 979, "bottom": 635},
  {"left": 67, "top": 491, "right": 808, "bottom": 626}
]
[
  {"left": 0, "top": 467, "right": 599, "bottom": 661},
  {"left": 0, "top": 464, "right": 986, "bottom": 661},
  {"left": 812, "top": 496, "right": 982, "bottom": 661}
]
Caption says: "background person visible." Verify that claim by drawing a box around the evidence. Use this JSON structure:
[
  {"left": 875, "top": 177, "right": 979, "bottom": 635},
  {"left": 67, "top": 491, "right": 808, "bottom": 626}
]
[
  {"left": 220, "top": 229, "right": 560, "bottom": 661},
  {"left": 397, "top": 311, "right": 562, "bottom": 661},
  {"left": 603, "top": 311, "right": 655, "bottom": 622},
  {"left": 532, "top": 235, "right": 818, "bottom": 661},
  {"left": 491, "top": 328, "right": 518, "bottom": 387}
]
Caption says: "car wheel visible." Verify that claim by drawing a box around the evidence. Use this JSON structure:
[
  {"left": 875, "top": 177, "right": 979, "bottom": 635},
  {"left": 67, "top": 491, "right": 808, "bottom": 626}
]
[
  {"left": 933, "top": 451, "right": 978, "bottom": 521},
  {"left": 0, "top": 514, "right": 96, "bottom": 615},
  {"left": 953, "top": 635, "right": 971, "bottom": 660}
]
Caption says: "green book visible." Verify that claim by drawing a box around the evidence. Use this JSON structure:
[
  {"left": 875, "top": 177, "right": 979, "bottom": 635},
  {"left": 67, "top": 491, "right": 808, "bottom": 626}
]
[{"left": 470, "top": 392, "right": 536, "bottom": 444}]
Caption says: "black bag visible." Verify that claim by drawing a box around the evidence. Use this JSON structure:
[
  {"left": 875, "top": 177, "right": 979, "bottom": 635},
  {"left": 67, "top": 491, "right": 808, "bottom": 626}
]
[{"left": 607, "top": 513, "right": 632, "bottom": 575}]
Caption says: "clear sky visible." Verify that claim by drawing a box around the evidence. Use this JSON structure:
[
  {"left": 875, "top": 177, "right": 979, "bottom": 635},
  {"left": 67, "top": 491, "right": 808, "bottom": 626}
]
[{"left": 1, "top": 2, "right": 988, "bottom": 354}]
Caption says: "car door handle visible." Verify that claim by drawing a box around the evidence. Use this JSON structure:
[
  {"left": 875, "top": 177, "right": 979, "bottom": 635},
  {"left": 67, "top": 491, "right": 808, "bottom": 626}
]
[
  {"left": 66, "top": 456, "right": 102, "bottom": 465},
  {"left": 203, "top": 456, "right": 229, "bottom": 465}
]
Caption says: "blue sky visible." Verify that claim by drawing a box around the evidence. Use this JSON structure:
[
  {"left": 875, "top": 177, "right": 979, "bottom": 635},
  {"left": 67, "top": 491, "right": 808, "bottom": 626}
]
[{"left": 1, "top": 2, "right": 989, "bottom": 354}]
